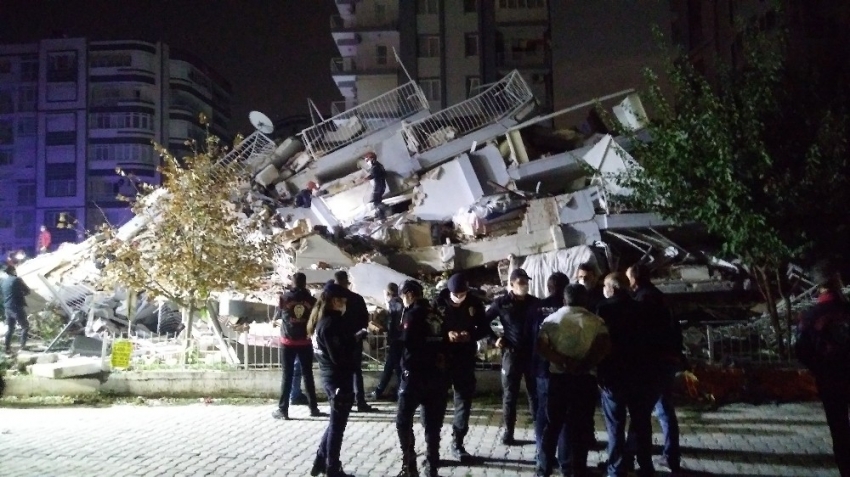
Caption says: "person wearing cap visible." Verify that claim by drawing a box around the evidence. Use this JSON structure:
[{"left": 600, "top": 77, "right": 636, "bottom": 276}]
[
  {"left": 795, "top": 260, "right": 850, "bottom": 477},
  {"left": 536, "top": 284, "right": 611, "bottom": 477},
  {"left": 294, "top": 181, "right": 320, "bottom": 208},
  {"left": 370, "top": 282, "right": 405, "bottom": 401},
  {"left": 361, "top": 151, "right": 389, "bottom": 220},
  {"left": 334, "top": 270, "right": 378, "bottom": 413},
  {"left": 271, "top": 272, "right": 324, "bottom": 421},
  {"left": 486, "top": 267, "right": 540, "bottom": 445},
  {"left": 310, "top": 282, "right": 362, "bottom": 477},
  {"left": 432, "top": 272, "right": 492, "bottom": 462},
  {"left": 526, "top": 272, "right": 571, "bottom": 474},
  {"left": 395, "top": 279, "right": 449, "bottom": 477},
  {"left": 596, "top": 272, "right": 664, "bottom": 477}
]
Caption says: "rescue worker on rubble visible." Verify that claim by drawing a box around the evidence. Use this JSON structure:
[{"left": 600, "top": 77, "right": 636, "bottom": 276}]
[
  {"left": 370, "top": 282, "right": 405, "bottom": 401},
  {"left": 596, "top": 272, "right": 665, "bottom": 477},
  {"left": 527, "top": 272, "right": 571, "bottom": 474},
  {"left": 536, "top": 284, "right": 611, "bottom": 477},
  {"left": 334, "top": 271, "right": 378, "bottom": 413},
  {"left": 433, "top": 272, "right": 493, "bottom": 463},
  {"left": 271, "top": 272, "right": 325, "bottom": 420},
  {"left": 625, "top": 263, "right": 684, "bottom": 473},
  {"left": 486, "top": 268, "right": 540, "bottom": 445},
  {"left": 294, "top": 181, "right": 320, "bottom": 208},
  {"left": 395, "top": 279, "right": 449, "bottom": 477},
  {"left": 309, "top": 282, "right": 364, "bottom": 477},
  {"left": 361, "top": 151, "right": 389, "bottom": 220}
]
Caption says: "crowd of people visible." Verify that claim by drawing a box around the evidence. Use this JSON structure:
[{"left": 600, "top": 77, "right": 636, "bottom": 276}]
[{"left": 272, "top": 262, "right": 688, "bottom": 477}]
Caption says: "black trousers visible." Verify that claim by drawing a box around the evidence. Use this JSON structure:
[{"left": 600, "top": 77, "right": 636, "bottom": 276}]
[
  {"left": 449, "top": 354, "right": 476, "bottom": 436},
  {"left": 601, "top": 377, "right": 659, "bottom": 477},
  {"left": 396, "top": 371, "right": 449, "bottom": 468},
  {"left": 376, "top": 339, "right": 403, "bottom": 395},
  {"left": 317, "top": 381, "right": 354, "bottom": 471},
  {"left": 277, "top": 345, "right": 318, "bottom": 411},
  {"left": 817, "top": 376, "right": 850, "bottom": 477},
  {"left": 501, "top": 349, "right": 538, "bottom": 432},
  {"left": 538, "top": 373, "right": 598, "bottom": 475}
]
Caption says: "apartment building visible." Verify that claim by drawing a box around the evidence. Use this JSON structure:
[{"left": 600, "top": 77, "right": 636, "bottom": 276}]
[
  {"left": 329, "top": 0, "right": 552, "bottom": 114},
  {"left": 0, "top": 37, "right": 231, "bottom": 255}
]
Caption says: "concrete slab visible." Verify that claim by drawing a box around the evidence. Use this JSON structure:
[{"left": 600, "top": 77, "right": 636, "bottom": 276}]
[
  {"left": 348, "top": 262, "right": 416, "bottom": 307},
  {"left": 31, "top": 357, "right": 104, "bottom": 379},
  {"left": 294, "top": 235, "right": 355, "bottom": 269},
  {"left": 469, "top": 144, "right": 511, "bottom": 193},
  {"left": 411, "top": 155, "right": 485, "bottom": 221}
]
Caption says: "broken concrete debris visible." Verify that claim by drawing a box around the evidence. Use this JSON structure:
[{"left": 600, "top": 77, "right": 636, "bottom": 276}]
[{"left": 10, "top": 71, "right": 765, "bottom": 368}]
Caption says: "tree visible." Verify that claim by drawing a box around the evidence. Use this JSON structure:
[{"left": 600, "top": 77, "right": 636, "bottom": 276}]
[
  {"left": 620, "top": 21, "right": 850, "bottom": 353},
  {"left": 95, "top": 114, "right": 280, "bottom": 351}
]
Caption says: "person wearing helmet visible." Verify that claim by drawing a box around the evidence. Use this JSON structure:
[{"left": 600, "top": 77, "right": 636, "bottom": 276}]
[
  {"left": 361, "top": 152, "right": 388, "bottom": 220},
  {"left": 433, "top": 273, "right": 494, "bottom": 463},
  {"left": 394, "top": 279, "right": 449, "bottom": 477}
]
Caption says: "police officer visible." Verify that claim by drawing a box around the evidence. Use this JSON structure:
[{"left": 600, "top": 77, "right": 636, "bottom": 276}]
[
  {"left": 310, "top": 283, "right": 364, "bottom": 477},
  {"left": 334, "top": 271, "right": 378, "bottom": 413},
  {"left": 370, "top": 282, "right": 405, "bottom": 400},
  {"left": 433, "top": 273, "right": 492, "bottom": 462},
  {"left": 487, "top": 268, "right": 540, "bottom": 445},
  {"left": 272, "top": 272, "right": 324, "bottom": 420},
  {"left": 526, "top": 272, "right": 570, "bottom": 474},
  {"left": 395, "top": 280, "right": 449, "bottom": 477}
]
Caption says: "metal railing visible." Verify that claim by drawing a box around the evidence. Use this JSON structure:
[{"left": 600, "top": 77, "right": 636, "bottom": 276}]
[
  {"left": 683, "top": 320, "right": 798, "bottom": 366},
  {"left": 330, "top": 100, "right": 358, "bottom": 116},
  {"left": 299, "top": 81, "right": 429, "bottom": 159},
  {"left": 330, "top": 14, "right": 397, "bottom": 31},
  {"left": 215, "top": 130, "right": 276, "bottom": 179},
  {"left": 401, "top": 70, "right": 535, "bottom": 155}
]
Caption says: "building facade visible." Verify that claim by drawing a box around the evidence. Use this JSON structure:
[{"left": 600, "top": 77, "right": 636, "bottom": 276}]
[
  {"left": 329, "top": 0, "right": 552, "bottom": 114},
  {"left": 0, "top": 37, "right": 231, "bottom": 256}
]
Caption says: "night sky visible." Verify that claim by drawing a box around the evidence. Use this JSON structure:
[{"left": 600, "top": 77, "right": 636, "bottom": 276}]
[
  {"left": 0, "top": 0, "right": 341, "bottom": 135},
  {"left": 1, "top": 0, "right": 669, "bottom": 135}
]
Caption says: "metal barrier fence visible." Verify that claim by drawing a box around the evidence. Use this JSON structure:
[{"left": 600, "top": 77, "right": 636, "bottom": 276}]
[
  {"left": 299, "top": 81, "right": 429, "bottom": 160},
  {"left": 683, "top": 320, "right": 797, "bottom": 366},
  {"left": 401, "top": 70, "right": 534, "bottom": 155}
]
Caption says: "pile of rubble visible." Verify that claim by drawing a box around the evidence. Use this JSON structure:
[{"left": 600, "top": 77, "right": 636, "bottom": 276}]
[{"left": 11, "top": 71, "right": 756, "bottom": 369}]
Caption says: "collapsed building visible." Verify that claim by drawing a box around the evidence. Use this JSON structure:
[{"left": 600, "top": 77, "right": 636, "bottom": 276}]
[{"left": 10, "top": 70, "right": 777, "bottom": 371}]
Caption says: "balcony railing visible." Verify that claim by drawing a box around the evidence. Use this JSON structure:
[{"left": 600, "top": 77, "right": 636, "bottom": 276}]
[
  {"left": 496, "top": 50, "right": 548, "bottom": 68},
  {"left": 330, "top": 100, "right": 358, "bottom": 116},
  {"left": 330, "top": 56, "right": 397, "bottom": 75},
  {"left": 330, "top": 14, "right": 398, "bottom": 31},
  {"left": 401, "top": 70, "right": 534, "bottom": 155},
  {"left": 215, "top": 131, "right": 276, "bottom": 180},
  {"left": 299, "top": 81, "right": 429, "bottom": 160}
]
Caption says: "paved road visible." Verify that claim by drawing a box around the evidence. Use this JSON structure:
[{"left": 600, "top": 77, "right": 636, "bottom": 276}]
[{"left": 0, "top": 401, "right": 839, "bottom": 476}]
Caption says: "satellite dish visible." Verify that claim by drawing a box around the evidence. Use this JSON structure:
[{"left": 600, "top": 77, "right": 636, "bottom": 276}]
[{"left": 249, "top": 111, "right": 274, "bottom": 134}]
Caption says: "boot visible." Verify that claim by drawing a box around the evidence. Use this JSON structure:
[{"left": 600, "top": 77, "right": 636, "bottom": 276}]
[
  {"left": 450, "top": 429, "right": 472, "bottom": 463},
  {"left": 421, "top": 458, "right": 439, "bottom": 477},
  {"left": 423, "top": 440, "right": 440, "bottom": 477},
  {"left": 309, "top": 454, "right": 326, "bottom": 476},
  {"left": 397, "top": 428, "right": 419, "bottom": 476},
  {"left": 326, "top": 463, "right": 354, "bottom": 477},
  {"left": 501, "top": 425, "right": 516, "bottom": 445}
]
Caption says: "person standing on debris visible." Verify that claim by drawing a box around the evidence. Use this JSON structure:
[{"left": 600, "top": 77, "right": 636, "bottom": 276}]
[
  {"left": 1, "top": 265, "right": 30, "bottom": 355},
  {"left": 334, "top": 271, "right": 378, "bottom": 413},
  {"left": 596, "top": 272, "right": 663, "bottom": 477},
  {"left": 527, "top": 272, "right": 571, "bottom": 474},
  {"left": 37, "top": 225, "right": 51, "bottom": 255},
  {"left": 487, "top": 268, "right": 540, "bottom": 445},
  {"left": 795, "top": 260, "right": 850, "bottom": 477},
  {"left": 536, "top": 284, "right": 611, "bottom": 477},
  {"left": 272, "top": 272, "right": 325, "bottom": 420},
  {"left": 625, "top": 263, "right": 684, "bottom": 473},
  {"left": 295, "top": 181, "right": 320, "bottom": 208},
  {"left": 370, "top": 282, "right": 405, "bottom": 401},
  {"left": 361, "top": 152, "right": 389, "bottom": 220},
  {"left": 310, "top": 282, "right": 362, "bottom": 477},
  {"left": 433, "top": 273, "right": 492, "bottom": 463},
  {"left": 395, "top": 280, "right": 450, "bottom": 477}
]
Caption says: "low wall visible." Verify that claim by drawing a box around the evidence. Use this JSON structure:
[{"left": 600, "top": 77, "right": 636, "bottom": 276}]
[{"left": 4, "top": 370, "right": 504, "bottom": 399}]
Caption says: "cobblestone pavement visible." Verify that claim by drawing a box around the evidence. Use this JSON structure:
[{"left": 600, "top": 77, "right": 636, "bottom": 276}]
[{"left": 0, "top": 401, "right": 839, "bottom": 477}]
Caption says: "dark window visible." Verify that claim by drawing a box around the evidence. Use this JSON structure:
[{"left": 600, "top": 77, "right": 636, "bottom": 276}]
[
  {"left": 464, "top": 0, "right": 478, "bottom": 13},
  {"left": 418, "top": 36, "right": 440, "bottom": 57},
  {"left": 46, "top": 131, "right": 77, "bottom": 146},
  {"left": 0, "top": 149, "right": 11, "bottom": 166},
  {"left": 17, "top": 183, "right": 35, "bottom": 205},
  {"left": 417, "top": 0, "right": 438, "bottom": 14},
  {"left": 465, "top": 33, "right": 480, "bottom": 57},
  {"left": 687, "top": 0, "right": 704, "bottom": 48},
  {"left": 20, "top": 55, "right": 38, "bottom": 81},
  {"left": 45, "top": 179, "right": 77, "bottom": 197},
  {"left": 0, "top": 120, "right": 13, "bottom": 145},
  {"left": 47, "top": 52, "right": 78, "bottom": 83}
]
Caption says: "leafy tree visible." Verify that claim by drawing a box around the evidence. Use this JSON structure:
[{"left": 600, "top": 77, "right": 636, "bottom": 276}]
[
  {"left": 620, "top": 19, "right": 850, "bottom": 352},
  {"left": 94, "top": 114, "right": 280, "bottom": 349}
]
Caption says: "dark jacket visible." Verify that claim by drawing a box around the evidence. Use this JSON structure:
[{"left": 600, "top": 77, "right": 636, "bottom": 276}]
[
  {"left": 344, "top": 289, "right": 370, "bottom": 332},
  {"left": 486, "top": 292, "right": 539, "bottom": 353},
  {"left": 294, "top": 189, "right": 313, "bottom": 208},
  {"left": 366, "top": 162, "right": 387, "bottom": 200},
  {"left": 399, "top": 298, "right": 448, "bottom": 379},
  {"left": 313, "top": 310, "right": 361, "bottom": 385},
  {"left": 596, "top": 293, "right": 663, "bottom": 385},
  {"left": 528, "top": 294, "right": 564, "bottom": 378},
  {"left": 277, "top": 287, "right": 317, "bottom": 346},
  {"left": 433, "top": 288, "right": 492, "bottom": 358},
  {"left": 632, "top": 283, "right": 685, "bottom": 366},
  {"left": 1, "top": 273, "right": 29, "bottom": 314},
  {"left": 795, "top": 291, "right": 850, "bottom": 379},
  {"left": 386, "top": 296, "right": 405, "bottom": 342},
  {"left": 586, "top": 284, "right": 605, "bottom": 313}
]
